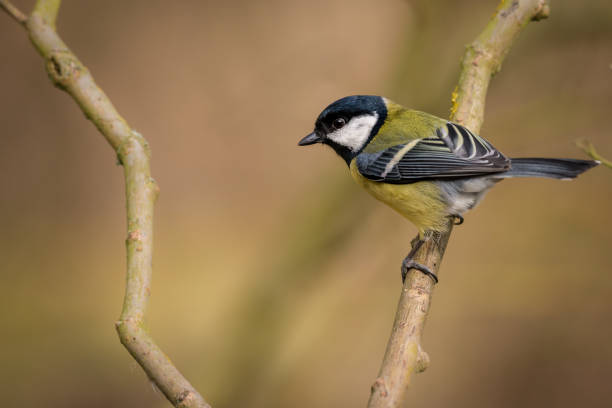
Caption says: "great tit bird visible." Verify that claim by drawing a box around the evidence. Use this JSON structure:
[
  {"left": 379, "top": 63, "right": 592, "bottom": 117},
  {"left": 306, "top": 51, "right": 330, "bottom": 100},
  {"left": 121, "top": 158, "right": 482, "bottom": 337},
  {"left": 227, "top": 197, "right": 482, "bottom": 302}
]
[{"left": 298, "top": 95, "right": 598, "bottom": 283}]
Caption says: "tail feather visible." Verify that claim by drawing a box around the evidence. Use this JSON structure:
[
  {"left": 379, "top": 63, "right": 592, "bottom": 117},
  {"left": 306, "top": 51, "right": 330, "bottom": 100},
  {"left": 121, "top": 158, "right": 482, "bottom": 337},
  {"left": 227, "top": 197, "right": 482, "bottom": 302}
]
[{"left": 502, "top": 158, "right": 599, "bottom": 179}]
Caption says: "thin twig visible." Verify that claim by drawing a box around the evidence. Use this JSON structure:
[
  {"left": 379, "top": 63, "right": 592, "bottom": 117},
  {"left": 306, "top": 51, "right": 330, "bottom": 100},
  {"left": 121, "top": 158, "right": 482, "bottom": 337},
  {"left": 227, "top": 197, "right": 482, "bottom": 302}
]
[
  {"left": 3, "top": 1, "right": 210, "bottom": 407},
  {"left": 367, "top": 1, "right": 550, "bottom": 407},
  {"left": 576, "top": 140, "right": 612, "bottom": 169},
  {"left": 0, "top": 0, "right": 27, "bottom": 25}
]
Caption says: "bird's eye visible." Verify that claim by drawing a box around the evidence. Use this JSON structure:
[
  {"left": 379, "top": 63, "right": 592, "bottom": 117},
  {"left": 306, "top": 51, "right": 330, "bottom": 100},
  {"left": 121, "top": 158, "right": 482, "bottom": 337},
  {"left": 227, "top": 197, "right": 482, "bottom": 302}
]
[{"left": 332, "top": 117, "right": 346, "bottom": 130}]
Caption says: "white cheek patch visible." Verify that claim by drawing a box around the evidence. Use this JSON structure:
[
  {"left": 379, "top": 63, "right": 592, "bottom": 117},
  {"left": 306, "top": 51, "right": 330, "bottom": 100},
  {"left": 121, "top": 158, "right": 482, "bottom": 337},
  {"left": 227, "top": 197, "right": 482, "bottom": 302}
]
[{"left": 327, "top": 113, "right": 378, "bottom": 152}]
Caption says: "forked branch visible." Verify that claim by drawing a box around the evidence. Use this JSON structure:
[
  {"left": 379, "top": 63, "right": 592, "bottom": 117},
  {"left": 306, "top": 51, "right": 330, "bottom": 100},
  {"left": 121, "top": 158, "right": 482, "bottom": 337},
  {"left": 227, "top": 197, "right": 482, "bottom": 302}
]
[
  {"left": 1, "top": 1, "right": 209, "bottom": 407},
  {"left": 367, "top": 1, "right": 550, "bottom": 407}
]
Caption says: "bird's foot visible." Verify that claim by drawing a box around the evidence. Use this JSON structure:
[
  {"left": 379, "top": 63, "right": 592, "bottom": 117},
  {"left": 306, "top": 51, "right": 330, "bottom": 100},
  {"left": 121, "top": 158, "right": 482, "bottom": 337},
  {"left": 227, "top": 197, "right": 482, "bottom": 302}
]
[
  {"left": 449, "top": 214, "right": 464, "bottom": 225},
  {"left": 401, "top": 256, "right": 438, "bottom": 284}
]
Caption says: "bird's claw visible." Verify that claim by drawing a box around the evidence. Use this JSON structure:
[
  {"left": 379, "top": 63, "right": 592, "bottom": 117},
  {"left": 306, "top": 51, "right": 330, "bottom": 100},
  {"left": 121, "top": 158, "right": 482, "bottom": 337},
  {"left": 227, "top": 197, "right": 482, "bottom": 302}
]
[
  {"left": 401, "top": 257, "right": 438, "bottom": 284},
  {"left": 450, "top": 214, "right": 464, "bottom": 225}
]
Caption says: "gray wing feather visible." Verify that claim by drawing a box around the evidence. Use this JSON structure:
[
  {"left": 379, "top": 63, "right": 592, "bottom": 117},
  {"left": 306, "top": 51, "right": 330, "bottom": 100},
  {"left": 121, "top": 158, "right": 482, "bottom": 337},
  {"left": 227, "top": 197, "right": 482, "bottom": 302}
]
[{"left": 357, "top": 122, "right": 510, "bottom": 184}]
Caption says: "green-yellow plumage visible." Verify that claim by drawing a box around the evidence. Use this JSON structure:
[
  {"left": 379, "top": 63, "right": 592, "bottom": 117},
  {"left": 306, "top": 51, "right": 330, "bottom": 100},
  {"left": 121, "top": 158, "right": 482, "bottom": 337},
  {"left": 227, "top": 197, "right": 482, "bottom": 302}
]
[
  {"left": 299, "top": 95, "right": 598, "bottom": 282},
  {"left": 299, "top": 95, "right": 598, "bottom": 236},
  {"left": 355, "top": 99, "right": 451, "bottom": 235},
  {"left": 362, "top": 99, "right": 445, "bottom": 154},
  {"left": 349, "top": 159, "right": 449, "bottom": 235}
]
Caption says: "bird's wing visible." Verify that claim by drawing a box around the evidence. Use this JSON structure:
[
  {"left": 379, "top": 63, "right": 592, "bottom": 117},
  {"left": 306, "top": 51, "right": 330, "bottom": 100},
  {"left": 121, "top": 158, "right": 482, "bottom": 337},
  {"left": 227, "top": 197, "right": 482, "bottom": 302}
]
[{"left": 356, "top": 122, "right": 510, "bottom": 184}]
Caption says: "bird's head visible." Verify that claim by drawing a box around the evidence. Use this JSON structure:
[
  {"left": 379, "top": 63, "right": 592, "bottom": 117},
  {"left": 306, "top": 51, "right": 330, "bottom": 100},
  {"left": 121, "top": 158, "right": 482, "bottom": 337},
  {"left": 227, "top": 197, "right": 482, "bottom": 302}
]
[{"left": 299, "top": 95, "right": 387, "bottom": 164}]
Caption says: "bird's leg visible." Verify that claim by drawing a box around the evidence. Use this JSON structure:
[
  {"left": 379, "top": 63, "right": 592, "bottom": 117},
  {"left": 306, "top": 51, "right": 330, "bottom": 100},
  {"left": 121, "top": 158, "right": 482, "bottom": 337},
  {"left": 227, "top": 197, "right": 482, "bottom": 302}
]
[
  {"left": 401, "top": 235, "right": 438, "bottom": 284},
  {"left": 450, "top": 214, "right": 464, "bottom": 225}
]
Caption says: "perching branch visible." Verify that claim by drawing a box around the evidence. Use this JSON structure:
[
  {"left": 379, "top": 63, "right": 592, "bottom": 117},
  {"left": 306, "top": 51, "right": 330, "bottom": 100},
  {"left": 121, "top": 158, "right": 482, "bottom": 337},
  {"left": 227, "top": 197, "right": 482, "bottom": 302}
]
[
  {"left": 2, "top": 1, "right": 210, "bottom": 407},
  {"left": 367, "top": 1, "right": 550, "bottom": 407}
]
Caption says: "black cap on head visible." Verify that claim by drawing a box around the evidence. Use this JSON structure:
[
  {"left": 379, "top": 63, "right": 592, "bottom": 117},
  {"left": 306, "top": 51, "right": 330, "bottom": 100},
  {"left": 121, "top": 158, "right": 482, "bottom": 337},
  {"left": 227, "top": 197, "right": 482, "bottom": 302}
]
[
  {"left": 300, "top": 95, "right": 386, "bottom": 165},
  {"left": 314, "top": 95, "right": 387, "bottom": 134}
]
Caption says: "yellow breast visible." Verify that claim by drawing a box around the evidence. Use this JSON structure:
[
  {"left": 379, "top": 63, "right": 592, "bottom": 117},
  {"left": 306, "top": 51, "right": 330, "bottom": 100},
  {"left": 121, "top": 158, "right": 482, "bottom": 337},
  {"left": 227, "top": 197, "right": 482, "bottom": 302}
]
[{"left": 349, "top": 160, "right": 449, "bottom": 234}]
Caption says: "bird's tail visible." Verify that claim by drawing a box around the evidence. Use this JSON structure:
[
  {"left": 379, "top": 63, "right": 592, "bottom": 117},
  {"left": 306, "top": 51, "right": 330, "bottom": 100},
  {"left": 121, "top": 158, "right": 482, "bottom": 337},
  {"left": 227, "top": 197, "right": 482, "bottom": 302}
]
[{"left": 501, "top": 158, "right": 599, "bottom": 179}]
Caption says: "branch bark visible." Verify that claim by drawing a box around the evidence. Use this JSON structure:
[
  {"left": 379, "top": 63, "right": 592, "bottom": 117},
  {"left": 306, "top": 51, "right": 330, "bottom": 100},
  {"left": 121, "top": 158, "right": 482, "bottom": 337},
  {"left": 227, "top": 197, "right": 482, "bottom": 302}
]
[
  {"left": 367, "top": 1, "right": 550, "bottom": 407},
  {"left": 0, "top": 0, "right": 27, "bottom": 25},
  {"left": 2, "top": 1, "right": 210, "bottom": 407}
]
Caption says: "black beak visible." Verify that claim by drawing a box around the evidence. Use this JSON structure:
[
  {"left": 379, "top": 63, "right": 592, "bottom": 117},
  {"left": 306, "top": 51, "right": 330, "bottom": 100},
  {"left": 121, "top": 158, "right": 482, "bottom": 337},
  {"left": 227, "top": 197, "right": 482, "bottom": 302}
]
[{"left": 298, "top": 132, "right": 322, "bottom": 146}]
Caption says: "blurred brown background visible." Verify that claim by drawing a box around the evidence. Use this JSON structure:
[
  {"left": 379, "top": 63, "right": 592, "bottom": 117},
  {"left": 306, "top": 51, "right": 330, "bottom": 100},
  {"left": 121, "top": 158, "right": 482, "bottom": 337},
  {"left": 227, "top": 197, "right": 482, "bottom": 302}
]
[{"left": 1, "top": 0, "right": 611, "bottom": 407}]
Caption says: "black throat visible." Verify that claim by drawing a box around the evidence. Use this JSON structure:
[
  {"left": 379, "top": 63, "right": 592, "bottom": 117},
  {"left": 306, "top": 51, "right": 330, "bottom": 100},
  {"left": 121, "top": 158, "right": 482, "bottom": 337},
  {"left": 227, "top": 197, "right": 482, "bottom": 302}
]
[{"left": 324, "top": 140, "right": 354, "bottom": 166}]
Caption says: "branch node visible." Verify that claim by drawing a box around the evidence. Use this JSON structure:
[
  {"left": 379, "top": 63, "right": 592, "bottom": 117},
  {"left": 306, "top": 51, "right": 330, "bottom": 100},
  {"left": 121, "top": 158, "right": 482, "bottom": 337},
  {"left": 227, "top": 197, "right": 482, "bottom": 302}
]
[
  {"left": 131, "top": 130, "right": 152, "bottom": 157},
  {"left": 127, "top": 230, "right": 145, "bottom": 252},
  {"left": 532, "top": 2, "right": 550, "bottom": 21},
  {"left": 127, "top": 230, "right": 144, "bottom": 242},
  {"left": 371, "top": 377, "right": 389, "bottom": 398},
  {"left": 416, "top": 348, "right": 430, "bottom": 373},
  {"left": 116, "top": 138, "right": 133, "bottom": 163},
  {"left": 45, "top": 50, "right": 82, "bottom": 90},
  {"left": 177, "top": 390, "right": 196, "bottom": 405}
]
